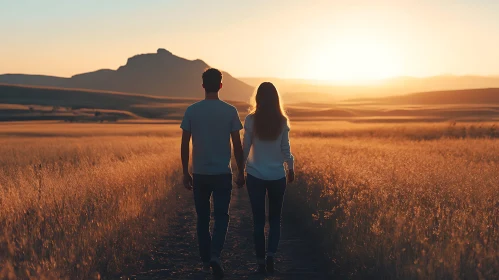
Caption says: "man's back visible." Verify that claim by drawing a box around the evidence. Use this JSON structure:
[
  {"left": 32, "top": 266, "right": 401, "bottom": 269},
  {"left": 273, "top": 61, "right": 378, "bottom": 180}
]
[{"left": 181, "top": 99, "right": 242, "bottom": 175}]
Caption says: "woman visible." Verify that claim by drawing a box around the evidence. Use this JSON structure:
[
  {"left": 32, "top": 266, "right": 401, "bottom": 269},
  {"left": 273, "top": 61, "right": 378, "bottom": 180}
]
[{"left": 242, "top": 82, "right": 295, "bottom": 275}]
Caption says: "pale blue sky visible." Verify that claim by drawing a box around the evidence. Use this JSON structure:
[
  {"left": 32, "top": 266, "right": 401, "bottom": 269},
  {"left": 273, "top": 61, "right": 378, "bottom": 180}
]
[{"left": 1, "top": 0, "right": 498, "bottom": 81}]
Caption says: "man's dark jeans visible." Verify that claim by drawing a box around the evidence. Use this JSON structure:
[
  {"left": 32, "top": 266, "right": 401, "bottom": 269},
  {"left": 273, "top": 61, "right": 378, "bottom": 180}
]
[
  {"left": 246, "top": 174, "right": 287, "bottom": 261},
  {"left": 193, "top": 174, "right": 233, "bottom": 263}
]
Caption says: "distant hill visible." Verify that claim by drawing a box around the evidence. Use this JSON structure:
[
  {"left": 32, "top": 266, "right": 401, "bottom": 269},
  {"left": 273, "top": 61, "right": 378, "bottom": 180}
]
[
  {"left": 347, "top": 88, "right": 499, "bottom": 105},
  {"left": 0, "top": 48, "right": 254, "bottom": 101},
  {"left": 0, "top": 74, "right": 67, "bottom": 88},
  {"left": 240, "top": 77, "right": 338, "bottom": 103},
  {"left": 241, "top": 75, "right": 499, "bottom": 102},
  {"left": 382, "top": 76, "right": 499, "bottom": 94}
]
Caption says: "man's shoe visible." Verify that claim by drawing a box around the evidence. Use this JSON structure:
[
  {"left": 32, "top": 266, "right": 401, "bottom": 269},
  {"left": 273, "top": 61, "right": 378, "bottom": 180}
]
[
  {"left": 210, "top": 259, "right": 225, "bottom": 278},
  {"left": 266, "top": 256, "right": 275, "bottom": 274}
]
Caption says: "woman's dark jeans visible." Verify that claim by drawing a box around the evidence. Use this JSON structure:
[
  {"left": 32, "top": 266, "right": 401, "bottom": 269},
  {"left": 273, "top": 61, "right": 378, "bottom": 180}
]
[{"left": 246, "top": 174, "right": 287, "bottom": 261}]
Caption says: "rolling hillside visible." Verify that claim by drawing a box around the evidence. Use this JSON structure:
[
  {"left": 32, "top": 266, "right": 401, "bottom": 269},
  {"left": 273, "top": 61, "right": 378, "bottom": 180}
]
[
  {"left": 1, "top": 84, "right": 499, "bottom": 122},
  {"left": 346, "top": 88, "right": 499, "bottom": 105},
  {"left": 0, "top": 84, "right": 248, "bottom": 122}
]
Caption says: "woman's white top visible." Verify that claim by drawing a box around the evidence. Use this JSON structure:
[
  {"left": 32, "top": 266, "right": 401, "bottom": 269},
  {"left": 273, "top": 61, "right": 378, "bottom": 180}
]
[{"left": 243, "top": 114, "right": 295, "bottom": 181}]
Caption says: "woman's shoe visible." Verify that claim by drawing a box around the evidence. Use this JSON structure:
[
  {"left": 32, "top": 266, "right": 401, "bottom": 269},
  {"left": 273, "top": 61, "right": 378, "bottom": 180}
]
[{"left": 266, "top": 256, "right": 275, "bottom": 274}]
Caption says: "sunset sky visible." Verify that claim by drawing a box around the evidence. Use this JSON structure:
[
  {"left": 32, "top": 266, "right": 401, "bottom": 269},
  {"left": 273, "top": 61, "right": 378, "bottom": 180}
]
[{"left": 1, "top": 0, "right": 499, "bottom": 82}]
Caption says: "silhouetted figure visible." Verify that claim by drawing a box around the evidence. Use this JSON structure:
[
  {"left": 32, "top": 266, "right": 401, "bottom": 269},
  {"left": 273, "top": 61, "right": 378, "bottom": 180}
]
[
  {"left": 240, "top": 82, "right": 295, "bottom": 275},
  {"left": 180, "top": 68, "right": 245, "bottom": 278}
]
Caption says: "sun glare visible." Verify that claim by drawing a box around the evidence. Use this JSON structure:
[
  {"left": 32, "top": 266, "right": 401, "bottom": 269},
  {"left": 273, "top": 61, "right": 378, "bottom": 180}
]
[{"left": 304, "top": 34, "right": 403, "bottom": 83}]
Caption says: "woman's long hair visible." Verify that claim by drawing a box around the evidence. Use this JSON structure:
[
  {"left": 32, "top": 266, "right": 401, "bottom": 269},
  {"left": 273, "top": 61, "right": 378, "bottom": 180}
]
[{"left": 249, "top": 82, "right": 289, "bottom": 141}]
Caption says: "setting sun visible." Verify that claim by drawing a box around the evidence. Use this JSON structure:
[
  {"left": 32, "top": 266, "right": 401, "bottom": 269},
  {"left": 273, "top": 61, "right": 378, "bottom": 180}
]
[{"left": 303, "top": 30, "right": 404, "bottom": 83}]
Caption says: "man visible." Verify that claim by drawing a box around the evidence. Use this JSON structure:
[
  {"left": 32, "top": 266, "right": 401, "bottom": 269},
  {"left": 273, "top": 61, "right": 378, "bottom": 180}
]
[{"left": 180, "top": 68, "right": 245, "bottom": 278}]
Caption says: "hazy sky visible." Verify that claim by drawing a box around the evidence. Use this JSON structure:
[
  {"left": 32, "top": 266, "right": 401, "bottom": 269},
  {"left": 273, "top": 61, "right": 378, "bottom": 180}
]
[{"left": 1, "top": 0, "right": 499, "bottom": 82}]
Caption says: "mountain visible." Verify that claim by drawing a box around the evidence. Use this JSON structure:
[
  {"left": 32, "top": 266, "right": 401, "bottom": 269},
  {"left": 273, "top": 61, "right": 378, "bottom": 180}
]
[{"left": 0, "top": 48, "right": 254, "bottom": 101}]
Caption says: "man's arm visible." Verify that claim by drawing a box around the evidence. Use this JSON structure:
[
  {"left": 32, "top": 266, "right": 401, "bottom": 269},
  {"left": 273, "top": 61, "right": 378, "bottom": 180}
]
[
  {"left": 231, "top": 131, "right": 245, "bottom": 186},
  {"left": 181, "top": 129, "right": 193, "bottom": 189}
]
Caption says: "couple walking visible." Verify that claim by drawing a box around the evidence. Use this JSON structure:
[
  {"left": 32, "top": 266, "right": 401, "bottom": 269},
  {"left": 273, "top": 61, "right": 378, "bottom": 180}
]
[{"left": 180, "top": 68, "right": 295, "bottom": 278}]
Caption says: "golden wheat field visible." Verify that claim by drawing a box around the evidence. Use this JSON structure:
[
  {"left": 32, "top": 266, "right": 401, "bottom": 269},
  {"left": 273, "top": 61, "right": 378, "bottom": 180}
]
[{"left": 0, "top": 121, "right": 498, "bottom": 279}]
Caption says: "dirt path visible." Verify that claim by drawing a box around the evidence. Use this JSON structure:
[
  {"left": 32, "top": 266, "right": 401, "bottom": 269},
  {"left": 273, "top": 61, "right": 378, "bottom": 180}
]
[{"left": 131, "top": 186, "right": 329, "bottom": 280}]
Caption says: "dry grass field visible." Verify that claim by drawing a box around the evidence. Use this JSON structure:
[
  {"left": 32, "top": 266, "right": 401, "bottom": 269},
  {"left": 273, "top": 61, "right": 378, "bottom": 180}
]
[
  {"left": 0, "top": 126, "right": 182, "bottom": 279},
  {"left": 0, "top": 121, "right": 498, "bottom": 279},
  {"left": 290, "top": 137, "right": 499, "bottom": 279}
]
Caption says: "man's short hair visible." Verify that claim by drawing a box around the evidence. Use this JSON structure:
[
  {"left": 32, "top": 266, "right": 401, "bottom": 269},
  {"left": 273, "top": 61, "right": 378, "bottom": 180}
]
[{"left": 202, "top": 68, "right": 223, "bottom": 93}]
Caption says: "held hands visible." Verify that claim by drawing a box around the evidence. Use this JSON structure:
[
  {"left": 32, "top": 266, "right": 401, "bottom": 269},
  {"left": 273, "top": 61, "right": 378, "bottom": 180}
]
[
  {"left": 183, "top": 173, "right": 193, "bottom": 190},
  {"left": 236, "top": 172, "right": 246, "bottom": 188},
  {"left": 287, "top": 169, "right": 295, "bottom": 183}
]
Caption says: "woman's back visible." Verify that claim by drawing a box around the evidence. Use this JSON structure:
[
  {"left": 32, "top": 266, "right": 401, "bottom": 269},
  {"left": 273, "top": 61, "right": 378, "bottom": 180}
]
[{"left": 243, "top": 114, "right": 294, "bottom": 180}]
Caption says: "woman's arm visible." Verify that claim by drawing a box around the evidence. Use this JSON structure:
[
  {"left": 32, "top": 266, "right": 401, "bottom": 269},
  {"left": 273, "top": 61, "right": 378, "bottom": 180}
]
[
  {"left": 281, "top": 125, "right": 295, "bottom": 183},
  {"left": 281, "top": 123, "right": 295, "bottom": 171}
]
